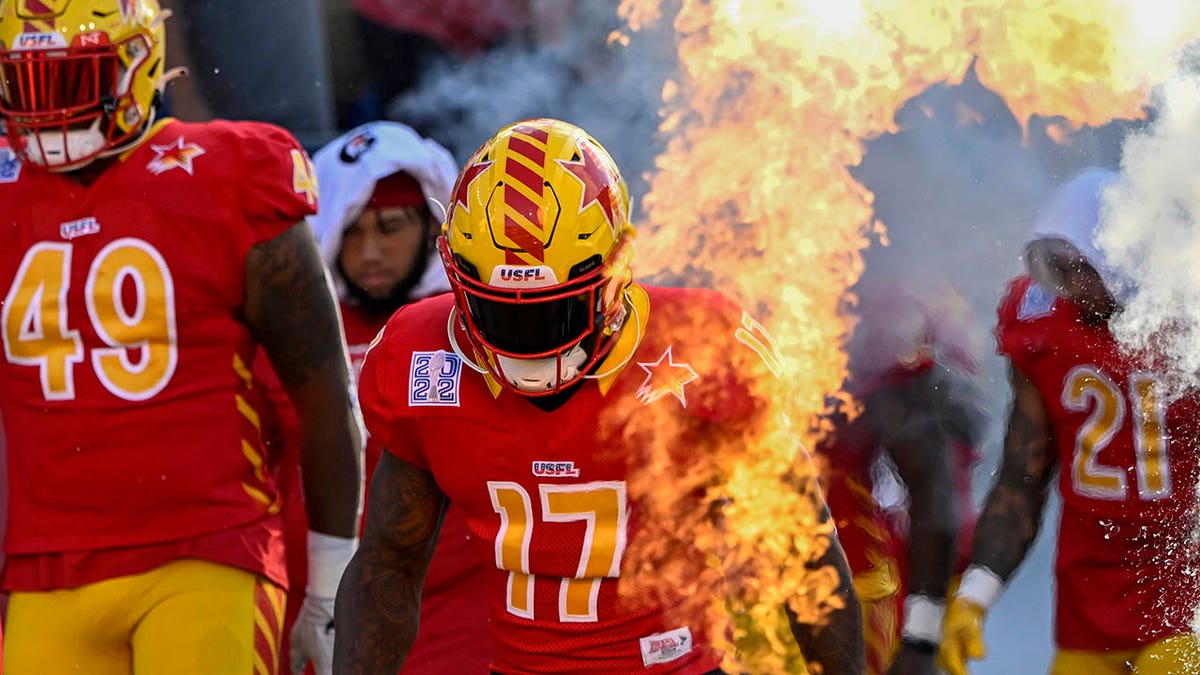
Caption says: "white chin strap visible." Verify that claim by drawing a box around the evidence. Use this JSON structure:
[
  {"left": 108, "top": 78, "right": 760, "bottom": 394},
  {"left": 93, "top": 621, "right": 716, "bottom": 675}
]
[
  {"left": 496, "top": 349, "right": 588, "bottom": 393},
  {"left": 25, "top": 121, "right": 106, "bottom": 170}
]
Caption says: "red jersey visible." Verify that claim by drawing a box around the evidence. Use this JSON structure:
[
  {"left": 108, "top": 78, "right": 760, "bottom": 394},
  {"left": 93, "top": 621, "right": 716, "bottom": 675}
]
[
  {"left": 0, "top": 119, "right": 316, "bottom": 591},
  {"left": 996, "top": 275, "right": 1200, "bottom": 650},
  {"left": 358, "top": 285, "right": 780, "bottom": 674},
  {"left": 262, "top": 296, "right": 490, "bottom": 675}
]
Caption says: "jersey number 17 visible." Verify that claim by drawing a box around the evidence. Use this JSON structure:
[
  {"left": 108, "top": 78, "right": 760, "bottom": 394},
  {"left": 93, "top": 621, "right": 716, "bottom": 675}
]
[{"left": 488, "top": 480, "right": 628, "bottom": 623}]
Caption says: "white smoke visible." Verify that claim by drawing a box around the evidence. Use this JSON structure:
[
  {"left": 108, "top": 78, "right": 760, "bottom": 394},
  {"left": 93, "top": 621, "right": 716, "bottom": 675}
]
[
  {"left": 1100, "top": 74, "right": 1200, "bottom": 385},
  {"left": 852, "top": 72, "right": 1135, "bottom": 477},
  {"left": 386, "top": 0, "right": 673, "bottom": 201}
]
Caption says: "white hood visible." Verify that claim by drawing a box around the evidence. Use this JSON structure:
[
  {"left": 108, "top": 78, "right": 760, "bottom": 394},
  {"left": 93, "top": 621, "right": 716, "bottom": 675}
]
[
  {"left": 308, "top": 121, "right": 459, "bottom": 301},
  {"left": 1026, "top": 167, "right": 1132, "bottom": 299}
]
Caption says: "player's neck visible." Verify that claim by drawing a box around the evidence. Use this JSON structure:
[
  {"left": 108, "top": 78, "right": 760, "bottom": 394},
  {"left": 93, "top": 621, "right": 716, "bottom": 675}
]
[
  {"left": 524, "top": 380, "right": 587, "bottom": 412},
  {"left": 66, "top": 156, "right": 118, "bottom": 186}
]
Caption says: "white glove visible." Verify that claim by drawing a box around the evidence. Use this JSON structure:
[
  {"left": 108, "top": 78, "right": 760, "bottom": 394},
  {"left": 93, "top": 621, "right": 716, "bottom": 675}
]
[
  {"left": 290, "top": 593, "right": 336, "bottom": 674},
  {"left": 290, "top": 531, "right": 357, "bottom": 675}
]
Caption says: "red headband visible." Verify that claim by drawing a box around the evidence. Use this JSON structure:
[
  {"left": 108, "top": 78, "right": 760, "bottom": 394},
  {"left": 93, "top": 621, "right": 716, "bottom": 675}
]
[{"left": 366, "top": 171, "right": 425, "bottom": 210}]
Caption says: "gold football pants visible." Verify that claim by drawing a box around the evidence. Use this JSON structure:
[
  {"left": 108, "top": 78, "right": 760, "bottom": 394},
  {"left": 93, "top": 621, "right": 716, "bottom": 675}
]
[{"left": 4, "top": 558, "right": 286, "bottom": 675}]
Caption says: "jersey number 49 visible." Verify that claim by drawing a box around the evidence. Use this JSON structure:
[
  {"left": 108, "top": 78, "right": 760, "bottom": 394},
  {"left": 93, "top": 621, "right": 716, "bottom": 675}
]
[{"left": 2, "top": 239, "right": 178, "bottom": 402}]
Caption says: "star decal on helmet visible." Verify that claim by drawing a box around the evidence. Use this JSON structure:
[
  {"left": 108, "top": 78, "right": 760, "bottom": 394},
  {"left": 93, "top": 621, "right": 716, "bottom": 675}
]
[
  {"left": 451, "top": 159, "right": 494, "bottom": 214},
  {"left": 146, "top": 137, "right": 206, "bottom": 176},
  {"left": 557, "top": 141, "right": 619, "bottom": 234},
  {"left": 635, "top": 346, "right": 699, "bottom": 408}
]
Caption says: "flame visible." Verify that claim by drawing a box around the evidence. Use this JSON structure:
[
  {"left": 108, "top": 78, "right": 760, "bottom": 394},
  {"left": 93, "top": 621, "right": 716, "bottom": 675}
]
[{"left": 612, "top": 0, "right": 1200, "bottom": 672}]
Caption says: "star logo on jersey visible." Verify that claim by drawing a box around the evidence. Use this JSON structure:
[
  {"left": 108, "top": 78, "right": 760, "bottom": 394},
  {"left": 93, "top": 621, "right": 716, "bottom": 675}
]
[
  {"left": 557, "top": 140, "right": 620, "bottom": 234},
  {"left": 146, "top": 137, "right": 206, "bottom": 176},
  {"left": 450, "top": 159, "right": 494, "bottom": 215},
  {"left": 635, "top": 346, "right": 699, "bottom": 408}
]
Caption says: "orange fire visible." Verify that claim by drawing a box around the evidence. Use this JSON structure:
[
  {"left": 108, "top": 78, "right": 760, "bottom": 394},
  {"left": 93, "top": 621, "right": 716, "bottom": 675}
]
[{"left": 613, "top": 1, "right": 1200, "bottom": 672}]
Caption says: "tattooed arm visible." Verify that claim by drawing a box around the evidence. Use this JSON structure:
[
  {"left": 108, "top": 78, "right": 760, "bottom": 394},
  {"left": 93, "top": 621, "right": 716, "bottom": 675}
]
[
  {"left": 244, "top": 221, "right": 362, "bottom": 537},
  {"left": 790, "top": 506, "right": 867, "bottom": 675},
  {"left": 334, "top": 451, "right": 448, "bottom": 674},
  {"left": 939, "top": 363, "right": 1056, "bottom": 675},
  {"left": 970, "top": 363, "right": 1057, "bottom": 580}
]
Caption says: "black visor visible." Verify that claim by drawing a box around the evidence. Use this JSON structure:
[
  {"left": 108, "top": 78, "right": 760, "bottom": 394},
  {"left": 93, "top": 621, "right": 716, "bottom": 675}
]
[{"left": 467, "top": 292, "right": 594, "bottom": 355}]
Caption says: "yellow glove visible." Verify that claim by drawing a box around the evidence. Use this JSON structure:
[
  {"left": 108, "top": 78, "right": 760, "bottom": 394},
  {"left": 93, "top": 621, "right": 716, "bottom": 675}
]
[{"left": 937, "top": 597, "right": 986, "bottom": 675}]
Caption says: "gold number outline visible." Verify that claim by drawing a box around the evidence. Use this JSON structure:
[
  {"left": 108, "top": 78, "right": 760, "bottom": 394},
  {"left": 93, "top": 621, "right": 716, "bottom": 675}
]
[
  {"left": 2, "top": 239, "right": 179, "bottom": 401},
  {"left": 488, "top": 480, "right": 628, "bottom": 623},
  {"left": 1060, "top": 365, "right": 1172, "bottom": 502},
  {"left": 2, "top": 242, "right": 84, "bottom": 400},
  {"left": 85, "top": 237, "right": 179, "bottom": 401}
]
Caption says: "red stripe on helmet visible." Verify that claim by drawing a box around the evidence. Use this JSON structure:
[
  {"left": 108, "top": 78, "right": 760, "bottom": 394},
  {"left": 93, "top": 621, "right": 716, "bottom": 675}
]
[
  {"left": 505, "top": 157, "right": 544, "bottom": 197},
  {"left": 507, "top": 136, "right": 545, "bottom": 168},
  {"left": 512, "top": 123, "right": 550, "bottom": 144},
  {"left": 504, "top": 214, "right": 545, "bottom": 262},
  {"left": 504, "top": 182, "right": 542, "bottom": 227},
  {"left": 24, "top": 0, "right": 55, "bottom": 15}
]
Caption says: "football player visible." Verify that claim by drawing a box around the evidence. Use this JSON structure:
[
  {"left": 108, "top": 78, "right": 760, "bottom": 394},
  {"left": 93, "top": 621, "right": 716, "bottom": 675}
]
[
  {"left": 255, "top": 121, "right": 491, "bottom": 674},
  {"left": 939, "top": 169, "right": 1200, "bottom": 674},
  {"left": 336, "top": 118, "right": 866, "bottom": 674},
  {"left": 816, "top": 283, "right": 986, "bottom": 675},
  {"left": 0, "top": 2, "right": 362, "bottom": 674}
]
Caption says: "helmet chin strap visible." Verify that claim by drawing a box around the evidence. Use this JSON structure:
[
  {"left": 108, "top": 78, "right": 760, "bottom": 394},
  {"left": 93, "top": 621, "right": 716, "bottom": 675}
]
[
  {"left": 28, "top": 118, "right": 107, "bottom": 171},
  {"left": 102, "top": 94, "right": 160, "bottom": 160},
  {"left": 30, "top": 93, "right": 160, "bottom": 172},
  {"left": 497, "top": 350, "right": 587, "bottom": 393},
  {"left": 582, "top": 297, "right": 642, "bottom": 380},
  {"left": 444, "top": 290, "right": 645, "bottom": 388},
  {"left": 446, "top": 308, "right": 488, "bottom": 374}
]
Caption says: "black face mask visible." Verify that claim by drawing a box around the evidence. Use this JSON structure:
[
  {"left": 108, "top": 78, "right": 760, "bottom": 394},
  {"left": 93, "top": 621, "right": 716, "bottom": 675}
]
[{"left": 465, "top": 291, "right": 596, "bottom": 355}]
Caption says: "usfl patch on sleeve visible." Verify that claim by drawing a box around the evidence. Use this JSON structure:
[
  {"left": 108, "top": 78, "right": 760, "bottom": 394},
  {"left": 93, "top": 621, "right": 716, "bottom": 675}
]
[
  {"left": 1017, "top": 283, "right": 1056, "bottom": 321},
  {"left": 409, "top": 350, "right": 462, "bottom": 407}
]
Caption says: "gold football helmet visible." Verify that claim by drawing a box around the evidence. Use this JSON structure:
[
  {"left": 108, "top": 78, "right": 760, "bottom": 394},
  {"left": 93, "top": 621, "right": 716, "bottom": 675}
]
[
  {"left": 0, "top": 0, "right": 165, "bottom": 170},
  {"left": 440, "top": 118, "right": 635, "bottom": 395}
]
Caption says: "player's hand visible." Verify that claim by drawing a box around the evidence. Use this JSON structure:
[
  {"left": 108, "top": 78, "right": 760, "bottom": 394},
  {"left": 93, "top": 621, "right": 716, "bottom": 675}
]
[
  {"left": 290, "top": 593, "right": 336, "bottom": 675},
  {"left": 885, "top": 642, "right": 937, "bottom": 675},
  {"left": 937, "top": 597, "right": 986, "bottom": 675}
]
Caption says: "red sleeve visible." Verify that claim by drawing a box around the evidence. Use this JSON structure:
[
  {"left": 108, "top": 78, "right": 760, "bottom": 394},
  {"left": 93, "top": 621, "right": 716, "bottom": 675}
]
[
  {"left": 685, "top": 289, "right": 769, "bottom": 424},
  {"left": 994, "top": 275, "right": 1050, "bottom": 374},
  {"left": 357, "top": 314, "right": 430, "bottom": 470},
  {"left": 232, "top": 122, "right": 319, "bottom": 245}
]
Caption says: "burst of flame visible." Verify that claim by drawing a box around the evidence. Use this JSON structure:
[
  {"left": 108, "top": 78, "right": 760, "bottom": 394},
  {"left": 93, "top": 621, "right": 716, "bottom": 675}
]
[{"left": 614, "top": 0, "right": 1200, "bottom": 672}]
